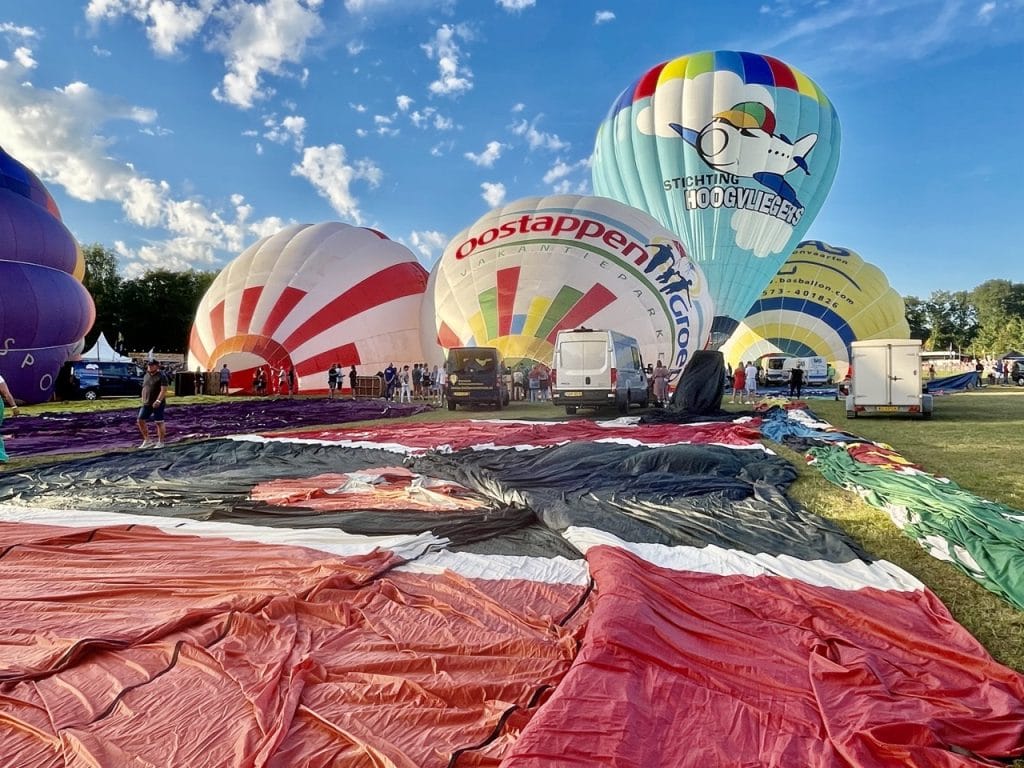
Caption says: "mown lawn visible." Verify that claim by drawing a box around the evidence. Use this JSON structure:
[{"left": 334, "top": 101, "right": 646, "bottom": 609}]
[{"left": 5, "top": 387, "right": 1024, "bottom": 672}]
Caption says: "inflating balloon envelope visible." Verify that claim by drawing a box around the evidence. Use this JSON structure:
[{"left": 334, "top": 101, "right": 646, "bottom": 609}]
[
  {"left": 593, "top": 50, "right": 841, "bottom": 347},
  {"left": 720, "top": 240, "right": 910, "bottom": 379},
  {"left": 0, "top": 146, "right": 94, "bottom": 404},
  {"left": 421, "top": 194, "right": 715, "bottom": 373},
  {"left": 188, "top": 222, "right": 432, "bottom": 391}
]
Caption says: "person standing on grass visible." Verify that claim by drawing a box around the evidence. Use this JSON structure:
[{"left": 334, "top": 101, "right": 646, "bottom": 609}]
[
  {"left": 137, "top": 359, "right": 169, "bottom": 449},
  {"left": 652, "top": 360, "right": 670, "bottom": 405},
  {"left": 731, "top": 363, "right": 746, "bottom": 404},
  {"left": 788, "top": 363, "right": 804, "bottom": 399},
  {"left": 0, "top": 373, "right": 20, "bottom": 462},
  {"left": 328, "top": 363, "right": 339, "bottom": 400},
  {"left": 278, "top": 366, "right": 289, "bottom": 396},
  {"left": 349, "top": 365, "right": 358, "bottom": 396},
  {"left": 219, "top": 363, "right": 231, "bottom": 395},
  {"left": 399, "top": 365, "right": 412, "bottom": 402},
  {"left": 744, "top": 360, "right": 759, "bottom": 401}
]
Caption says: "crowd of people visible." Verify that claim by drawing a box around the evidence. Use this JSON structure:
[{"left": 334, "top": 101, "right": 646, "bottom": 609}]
[{"left": 382, "top": 362, "right": 444, "bottom": 403}]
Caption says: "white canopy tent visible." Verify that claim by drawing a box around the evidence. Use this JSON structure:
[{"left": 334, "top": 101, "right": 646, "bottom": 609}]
[{"left": 80, "top": 332, "right": 132, "bottom": 363}]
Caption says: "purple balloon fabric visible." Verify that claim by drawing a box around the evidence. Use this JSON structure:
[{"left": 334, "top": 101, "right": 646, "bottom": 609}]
[
  {"left": 0, "top": 149, "right": 95, "bottom": 405},
  {"left": 0, "top": 397, "right": 431, "bottom": 458}
]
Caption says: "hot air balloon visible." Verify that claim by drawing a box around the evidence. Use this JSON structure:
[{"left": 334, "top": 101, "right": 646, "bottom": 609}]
[
  {"left": 592, "top": 51, "right": 841, "bottom": 347},
  {"left": 420, "top": 194, "right": 714, "bottom": 373},
  {"left": 0, "top": 146, "right": 95, "bottom": 404},
  {"left": 720, "top": 240, "right": 910, "bottom": 379},
  {"left": 187, "top": 222, "right": 431, "bottom": 392}
]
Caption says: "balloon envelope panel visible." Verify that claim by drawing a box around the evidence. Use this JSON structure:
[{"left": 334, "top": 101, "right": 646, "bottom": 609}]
[
  {"left": 593, "top": 51, "right": 841, "bottom": 345},
  {"left": 187, "top": 222, "right": 429, "bottom": 391},
  {"left": 421, "top": 194, "right": 714, "bottom": 371},
  {"left": 0, "top": 149, "right": 94, "bottom": 403},
  {"left": 720, "top": 240, "right": 909, "bottom": 377}
]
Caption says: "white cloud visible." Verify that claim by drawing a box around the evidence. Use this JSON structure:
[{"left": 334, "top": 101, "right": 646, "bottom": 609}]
[
  {"left": 511, "top": 102, "right": 525, "bottom": 113},
  {"left": 351, "top": 102, "right": 367, "bottom": 112},
  {"left": 87, "top": 0, "right": 326, "bottom": 109},
  {"left": 13, "top": 46, "right": 37, "bottom": 69},
  {"left": 0, "top": 22, "right": 38, "bottom": 39},
  {"left": 543, "top": 157, "right": 590, "bottom": 194},
  {"left": 347, "top": 39, "right": 366, "bottom": 55},
  {"left": 481, "top": 181, "right": 505, "bottom": 208},
  {"left": 291, "top": 143, "right": 381, "bottom": 224},
  {"left": 977, "top": 2, "right": 996, "bottom": 23},
  {"left": 594, "top": 10, "right": 615, "bottom": 24},
  {"left": 209, "top": 0, "right": 325, "bottom": 109},
  {"left": 86, "top": 0, "right": 212, "bottom": 56},
  {"left": 465, "top": 140, "right": 504, "bottom": 168},
  {"left": 421, "top": 23, "right": 473, "bottom": 97},
  {"left": 406, "top": 105, "right": 454, "bottom": 131},
  {"left": 374, "top": 113, "right": 399, "bottom": 136},
  {"left": 0, "top": 53, "right": 281, "bottom": 276},
  {"left": 396, "top": 94, "right": 413, "bottom": 111},
  {"left": 409, "top": 229, "right": 448, "bottom": 261},
  {"left": 263, "top": 113, "right": 307, "bottom": 147},
  {"left": 496, "top": 0, "right": 535, "bottom": 10},
  {"left": 510, "top": 115, "right": 569, "bottom": 151}
]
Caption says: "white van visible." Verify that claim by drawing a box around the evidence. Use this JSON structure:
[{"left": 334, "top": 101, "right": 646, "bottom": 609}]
[
  {"left": 761, "top": 355, "right": 828, "bottom": 387},
  {"left": 550, "top": 328, "right": 649, "bottom": 414}
]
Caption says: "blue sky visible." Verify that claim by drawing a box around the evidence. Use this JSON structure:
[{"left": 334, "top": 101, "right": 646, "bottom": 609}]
[{"left": 0, "top": 0, "right": 1021, "bottom": 298}]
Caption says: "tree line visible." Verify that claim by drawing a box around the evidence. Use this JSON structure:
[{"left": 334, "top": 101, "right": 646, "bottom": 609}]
[
  {"left": 82, "top": 243, "right": 1024, "bottom": 359},
  {"left": 82, "top": 244, "right": 217, "bottom": 354},
  {"left": 904, "top": 280, "right": 1024, "bottom": 358}
]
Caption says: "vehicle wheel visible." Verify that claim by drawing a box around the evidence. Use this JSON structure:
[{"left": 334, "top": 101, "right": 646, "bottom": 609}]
[
  {"left": 922, "top": 410, "right": 932, "bottom": 420},
  {"left": 566, "top": 406, "right": 577, "bottom": 415},
  {"left": 84, "top": 389, "right": 99, "bottom": 401},
  {"left": 447, "top": 400, "right": 457, "bottom": 411}
]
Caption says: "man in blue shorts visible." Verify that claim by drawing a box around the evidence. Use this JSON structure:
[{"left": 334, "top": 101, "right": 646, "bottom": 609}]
[{"left": 138, "top": 359, "right": 169, "bottom": 448}]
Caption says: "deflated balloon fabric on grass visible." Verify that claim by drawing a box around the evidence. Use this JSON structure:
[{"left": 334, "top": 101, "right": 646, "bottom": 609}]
[
  {"left": 0, "top": 398, "right": 430, "bottom": 457},
  {"left": 1, "top": 417, "right": 1023, "bottom": 764}
]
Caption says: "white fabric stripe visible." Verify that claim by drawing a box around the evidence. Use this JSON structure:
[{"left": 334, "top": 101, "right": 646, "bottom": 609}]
[
  {"left": 0, "top": 504, "right": 444, "bottom": 562},
  {"left": 563, "top": 526, "right": 924, "bottom": 593},
  {"left": 228, "top": 432, "right": 772, "bottom": 454},
  {"left": 396, "top": 550, "right": 590, "bottom": 585}
]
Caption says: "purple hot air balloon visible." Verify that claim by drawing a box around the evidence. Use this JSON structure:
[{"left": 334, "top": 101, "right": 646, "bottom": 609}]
[{"left": 0, "top": 146, "right": 95, "bottom": 404}]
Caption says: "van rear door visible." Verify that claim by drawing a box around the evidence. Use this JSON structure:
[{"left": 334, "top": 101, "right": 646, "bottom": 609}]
[{"left": 556, "top": 337, "right": 610, "bottom": 390}]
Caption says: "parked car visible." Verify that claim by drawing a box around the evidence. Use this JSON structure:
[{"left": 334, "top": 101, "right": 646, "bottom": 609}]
[{"left": 58, "top": 360, "right": 146, "bottom": 400}]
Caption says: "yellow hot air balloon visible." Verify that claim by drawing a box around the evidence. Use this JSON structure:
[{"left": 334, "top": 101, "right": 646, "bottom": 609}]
[{"left": 720, "top": 240, "right": 909, "bottom": 379}]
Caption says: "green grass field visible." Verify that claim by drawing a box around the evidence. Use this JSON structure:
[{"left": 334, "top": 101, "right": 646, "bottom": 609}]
[{"left": 5, "top": 386, "right": 1024, "bottom": 672}]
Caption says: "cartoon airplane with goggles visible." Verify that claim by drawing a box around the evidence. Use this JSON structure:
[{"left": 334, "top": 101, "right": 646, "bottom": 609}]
[{"left": 670, "top": 101, "right": 817, "bottom": 209}]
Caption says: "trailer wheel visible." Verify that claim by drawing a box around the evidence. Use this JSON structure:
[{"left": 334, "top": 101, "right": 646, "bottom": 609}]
[
  {"left": 447, "top": 400, "right": 457, "bottom": 411},
  {"left": 565, "top": 406, "right": 577, "bottom": 415}
]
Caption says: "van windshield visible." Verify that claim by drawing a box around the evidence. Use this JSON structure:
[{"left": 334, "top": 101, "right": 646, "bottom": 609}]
[
  {"left": 559, "top": 340, "right": 607, "bottom": 373},
  {"left": 448, "top": 349, "right": 497, "bottom": 374}
]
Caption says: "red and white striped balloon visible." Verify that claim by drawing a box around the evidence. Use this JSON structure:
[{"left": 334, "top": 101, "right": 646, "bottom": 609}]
[{"left": 188, "top": 223, "right": 430, "bottom": 392}]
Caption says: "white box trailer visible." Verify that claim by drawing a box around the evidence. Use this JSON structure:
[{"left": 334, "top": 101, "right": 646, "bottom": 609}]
[{"left": 846, "top": 338, "right": 933, "bottom": 419}]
